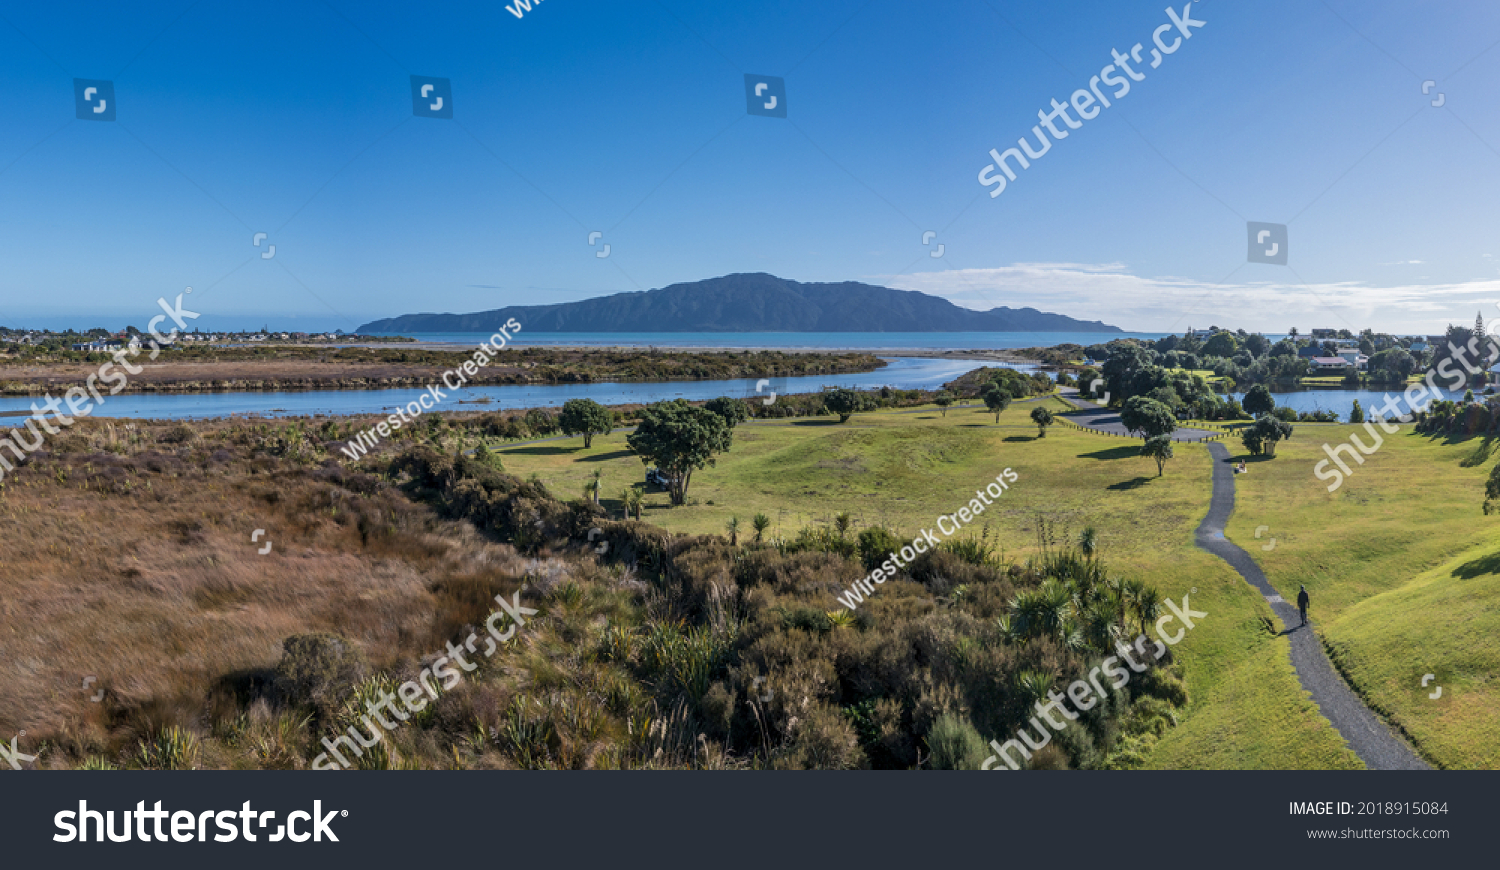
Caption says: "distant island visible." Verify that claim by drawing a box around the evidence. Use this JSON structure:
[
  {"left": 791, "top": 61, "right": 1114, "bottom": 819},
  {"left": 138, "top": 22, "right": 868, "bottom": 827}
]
[{"left": 355, "top": 273, "right": 1122, "bottom": 334}]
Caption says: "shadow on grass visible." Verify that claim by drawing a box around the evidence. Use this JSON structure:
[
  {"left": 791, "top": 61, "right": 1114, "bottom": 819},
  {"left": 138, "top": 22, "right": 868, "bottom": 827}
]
[
  {"left": 578, "top": 450, "right": 635, "bottom": 463},
  {"left": 790, "top": 419, "right": 846, "bottom": 427},
  {"left": 498, "top": 444, "right": 575, "bottom": 456},
  {"left": 1003, "top": 436, "right": 1034, "bottom": 443},
  {"left": 1107, "top": 476, "right": 1155, "bottom": 490},
  {"left": 1078, "top": 445, "right": 1142, "bottom": 461},
  {"left": 1451, "top": 550, "right": 1500, "bottom": 579}
]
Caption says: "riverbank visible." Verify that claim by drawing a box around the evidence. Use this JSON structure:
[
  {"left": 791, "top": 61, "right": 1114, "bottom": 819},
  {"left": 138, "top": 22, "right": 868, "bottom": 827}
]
[{"left": 0, "top": 347, "right": 885, "bottom": 396}]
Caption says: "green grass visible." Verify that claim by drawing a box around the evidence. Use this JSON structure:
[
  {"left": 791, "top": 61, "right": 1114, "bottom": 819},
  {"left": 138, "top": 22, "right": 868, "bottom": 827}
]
[
  {"left": 1222, "top": 425, "right": 1500, "bottom": 768},
  {"left": 496, "top": 400, "right": 1365, "bottom": 769}
]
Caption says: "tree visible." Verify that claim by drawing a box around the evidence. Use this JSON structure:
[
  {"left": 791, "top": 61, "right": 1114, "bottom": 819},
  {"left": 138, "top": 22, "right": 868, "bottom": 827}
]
[
  {"left": 1120, "top": 396, "right": 1176, "bottom": 441},
  {"left": 751, "top": 513, "right": 771, "bottom": 543},
  {"left": 1030, "top": 406, "right": 1055, "bottom": 437},
  {"left": 1349, "top": 399, "right": 1364, "bottom": 424},
  {"left": 725, "top": 516, "right": 740, "bottom": 546},
  {"left": 1242, "top": 384, "right": 1275, "bottom": 418},
  {"left": 559, "top": 398, "right": 613, "bottom": 449},
  {"left": 1244, "top": 334, "right": 1271, "bottom": 358},
  {"left": 626, "top": 399, "right": 733, "bottom": 505},
  {"left": 627, "top": 488, "right": 643, "bottom": 520},
  {"left": 1241, "top": 416, "right": 1293, "bottom": 457},
  {"left": 981, "top": 383, "right": 1011, "bottom": 422},
  {"left": 587, "top": 469, "right": 603, "bottom": 505},
  {"left": 704, "top": 396, "right": 749, "bottom": 427},
  {"left": 824, "top": 388, "right": 869, "bottom": 424},
  {"left": 1202, "top": 331, "right": 1239, "bottom": 359},
  {"left": 1484, "top": 462, "right": 1500, "bottom": 514},
  {"left": 1142, "top": 435, "right": 1174, "bottom": 477},
  {"left": 934, "top": 391, "right": 954, "bottom": 417}
]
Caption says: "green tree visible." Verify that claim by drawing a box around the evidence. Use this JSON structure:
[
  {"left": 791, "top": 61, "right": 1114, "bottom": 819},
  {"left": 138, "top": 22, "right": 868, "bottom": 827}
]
[
  {"left": 1202, "top": 331, "right": 1239, "bottom": 358},
  {"left": 823, "top": 388, "right": 869, "bottom": 424},
  {"left": 751, "top": 513, "right": 771, "bottom": 543},
  {"left": 1120, "top": 396, "right": 1176, "bottom": 441},
  {"left": 1349, "top": 399, "right": 1364, "bottom": 424},
  {"left": 934, "top": 391, "right": 954, "bottom": 417},
  {"left": 1142, "top": 435, "right": 1174, "bottom": 477},
  {"left": 559, "top": 398, "right": 613, "bottom": 449},
  {"left": 725, "top": 516, "right": 740, "bottom": 546},
  {"left": 626, "top": 399, "right": 733, "bottom": 505},
  {"left": 1241, "top": 416, "right": 1293, "bottom": 457},
  {"left": 981, "top": 383, "right": 1011, "bottom": 422},
  {"left": 704, "top": 396, "right": 749, "bottom": 427},
  {"left": 1242, "top": 384, "right": 1275, "bottom": 418},
  {"left": 1030, "top": 406, "right": 1054, "bottom": 437}
]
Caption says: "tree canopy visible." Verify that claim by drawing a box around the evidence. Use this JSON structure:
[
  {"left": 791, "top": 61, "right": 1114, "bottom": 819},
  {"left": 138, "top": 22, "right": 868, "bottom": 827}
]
[
  {"left": 704, "top": 396, "right": 749, "bottom": 427},
  {"left": 1242, "top": 384, "right": 1275, "bottom": 418},
  {"left": 558, "top": 398, "right": 613, "bottom": 449},
  {"left": 981, "top": 383, "right": 1012, "bottom": 422},
  {"left": 1030, "top": 406, "right": 1054, "bottom": 437},
  {"left": 823, "top": 388, "right": 871, "bottom": 424},
  {"left": 1241, "top": 416, "right": 1293, "bottom": 457},
  {"left": 1120, "top": 396, "right": 1176, "bottom": 441},
  {"left": 626, "top": 399, "right": 733, "bottom": 505}
]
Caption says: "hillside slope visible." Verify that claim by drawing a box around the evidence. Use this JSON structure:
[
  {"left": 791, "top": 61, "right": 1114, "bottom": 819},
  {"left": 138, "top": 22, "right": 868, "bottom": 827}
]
[{"left": 356, "top": 273, "right": 1122, "bottom": 334}]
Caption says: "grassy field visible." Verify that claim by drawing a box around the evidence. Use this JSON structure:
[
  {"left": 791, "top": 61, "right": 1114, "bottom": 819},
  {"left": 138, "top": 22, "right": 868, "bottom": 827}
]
[
  {"left": 494, "top": 399, "right": 1368, "bottom": 769},
  {"left": 1220, "top": 425, "right": 1500, "bottom": 768}
]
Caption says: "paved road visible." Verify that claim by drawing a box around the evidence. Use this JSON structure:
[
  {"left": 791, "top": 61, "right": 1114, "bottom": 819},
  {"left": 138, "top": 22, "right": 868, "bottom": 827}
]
[
  {"left": 1196, "top": 441, "right": 1429, "bottom": 770},
  {"left": 1056, "top": 389, "right": 1225, "bottom": 443}
]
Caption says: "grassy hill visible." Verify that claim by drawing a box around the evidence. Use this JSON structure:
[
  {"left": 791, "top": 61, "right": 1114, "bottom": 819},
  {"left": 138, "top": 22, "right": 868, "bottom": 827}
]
[{"left": 495, "top": 399, "right": 1375, "bottom": 769}]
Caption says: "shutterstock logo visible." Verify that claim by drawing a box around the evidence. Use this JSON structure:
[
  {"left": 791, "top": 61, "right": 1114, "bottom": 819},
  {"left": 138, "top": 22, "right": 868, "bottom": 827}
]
[{"left": 54, "top": 800, "right": 344, "bottom": 843}]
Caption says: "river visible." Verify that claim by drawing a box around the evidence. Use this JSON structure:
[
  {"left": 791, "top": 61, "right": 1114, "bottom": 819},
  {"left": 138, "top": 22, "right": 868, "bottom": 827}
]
[{"left": 0, "top": 356, "right": 1020, "bottom": 425}]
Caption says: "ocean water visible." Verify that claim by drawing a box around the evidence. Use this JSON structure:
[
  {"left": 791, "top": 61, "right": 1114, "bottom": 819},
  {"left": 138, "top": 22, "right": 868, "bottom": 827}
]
[{"left": 386, "top": 331, "right": 1163, "bottom": 351}]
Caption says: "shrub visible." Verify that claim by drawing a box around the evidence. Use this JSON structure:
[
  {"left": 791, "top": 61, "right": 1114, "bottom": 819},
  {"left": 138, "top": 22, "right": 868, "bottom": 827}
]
[
  {"left": 926, "top": 712, "right": 989, "bottom": 770},
  {"left": 275, "top": 633, "right": 368, "bottom": 713}
]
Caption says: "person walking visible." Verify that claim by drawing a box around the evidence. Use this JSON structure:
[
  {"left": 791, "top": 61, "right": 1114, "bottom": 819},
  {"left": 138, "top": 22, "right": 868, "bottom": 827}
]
[{"left": 1297, "top": 585, "right": 1310, "bottom": 627}]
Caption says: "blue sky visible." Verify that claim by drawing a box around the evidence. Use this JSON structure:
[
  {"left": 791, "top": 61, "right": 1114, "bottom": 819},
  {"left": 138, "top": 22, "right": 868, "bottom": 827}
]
[{"left": 2, "top": 0, "right": 1499, "bottom": 334}]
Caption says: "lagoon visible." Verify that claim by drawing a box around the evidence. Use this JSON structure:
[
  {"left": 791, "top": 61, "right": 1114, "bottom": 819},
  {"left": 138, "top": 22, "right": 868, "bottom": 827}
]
[{"left": 0, "top": 356, "right": 1019, "bottom": 425}]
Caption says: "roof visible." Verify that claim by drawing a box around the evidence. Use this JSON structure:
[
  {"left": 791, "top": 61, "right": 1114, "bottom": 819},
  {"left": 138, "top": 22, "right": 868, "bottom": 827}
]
[{"left": 1311, "top": 357, "right": 1350, "bottom": 365}]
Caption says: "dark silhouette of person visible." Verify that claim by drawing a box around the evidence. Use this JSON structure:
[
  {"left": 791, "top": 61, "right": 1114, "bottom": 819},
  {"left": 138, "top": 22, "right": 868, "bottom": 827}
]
[{"left": 1297, "top": 585, "right": 1310, "bottom": 627}]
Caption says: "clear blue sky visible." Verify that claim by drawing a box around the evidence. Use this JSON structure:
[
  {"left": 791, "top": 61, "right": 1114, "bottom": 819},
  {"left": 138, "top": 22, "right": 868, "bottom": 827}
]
[{"left": 2, "top": 0, "right": 1499, "bottom": 334}]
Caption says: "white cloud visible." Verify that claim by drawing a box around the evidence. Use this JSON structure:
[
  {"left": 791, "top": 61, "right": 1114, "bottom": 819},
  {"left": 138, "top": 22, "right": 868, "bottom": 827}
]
[{"left": 871, "top": 263, "right": 1500, "bottom": 334}]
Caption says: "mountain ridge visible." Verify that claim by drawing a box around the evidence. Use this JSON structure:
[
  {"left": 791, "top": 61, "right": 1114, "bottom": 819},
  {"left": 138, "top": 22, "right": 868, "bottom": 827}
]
[{"left": 355, "top": 273, "right": 1122, "bottom": 334}]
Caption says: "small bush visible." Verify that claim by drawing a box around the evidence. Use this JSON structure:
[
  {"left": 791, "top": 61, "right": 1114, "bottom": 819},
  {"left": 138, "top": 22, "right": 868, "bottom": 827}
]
[
  {"left": 926, "top": 712, "right": 989, "bottom": 770},
  {"left": 275, "top": 633, "right": 368, "bottom": 714}
]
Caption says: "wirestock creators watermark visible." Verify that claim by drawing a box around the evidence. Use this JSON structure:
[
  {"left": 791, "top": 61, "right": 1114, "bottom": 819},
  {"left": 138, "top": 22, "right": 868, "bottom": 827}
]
[
  {"left": 835, "top": 468, "right": 1019, "bottom": 610},
  {"left": 340, "top": 318, "right": 522, "bottom": 461}
]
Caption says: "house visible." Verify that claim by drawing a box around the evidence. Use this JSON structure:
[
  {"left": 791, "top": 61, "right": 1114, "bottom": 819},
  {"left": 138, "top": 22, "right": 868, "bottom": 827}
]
[
  {"left": 1312, "top": 356, "right": 1355, "bottom": 372},
  {"left": 1334, "top": 349, "right": 1367, "bottom": 370},
  {"left": 1409, "top": 341, "right": 1430, "bottom": 352}
]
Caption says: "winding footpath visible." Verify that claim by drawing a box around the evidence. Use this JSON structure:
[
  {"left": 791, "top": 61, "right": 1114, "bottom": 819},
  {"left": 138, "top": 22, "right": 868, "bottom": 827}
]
[{"left": 1196, "top": 442, "right": 1429, "bottom": 770}]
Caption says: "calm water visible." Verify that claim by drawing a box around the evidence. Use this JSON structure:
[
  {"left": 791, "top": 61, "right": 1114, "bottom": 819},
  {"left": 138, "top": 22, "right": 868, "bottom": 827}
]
[
  {"left": 1, "top": 357, "right": 1026, "bottom": 424},
  {"left": 391, "top": 331, "right": 1160, "bottom": 351},
  {"left": 1232, "top": 385, "right": 1469, "bottom": 419}
]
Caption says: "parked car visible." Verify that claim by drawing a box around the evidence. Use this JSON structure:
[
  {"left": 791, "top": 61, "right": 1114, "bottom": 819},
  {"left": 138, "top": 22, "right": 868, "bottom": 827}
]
[{"left": 646, "top": 468, "right": 671, "bottom": 488}]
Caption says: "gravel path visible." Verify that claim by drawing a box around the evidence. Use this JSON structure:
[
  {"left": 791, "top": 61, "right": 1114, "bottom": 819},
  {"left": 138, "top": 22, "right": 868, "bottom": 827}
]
[{"left": 1198, "top": 441, "right": 1429, "bottom": 770}]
